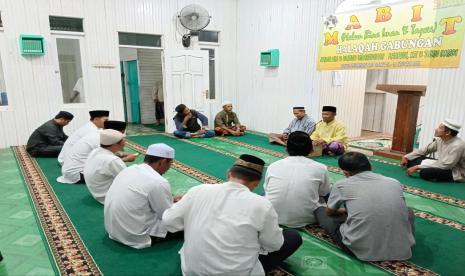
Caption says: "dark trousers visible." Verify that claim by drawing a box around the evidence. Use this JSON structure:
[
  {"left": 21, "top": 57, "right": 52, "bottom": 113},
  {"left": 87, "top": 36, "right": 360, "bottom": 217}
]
[
  {"left": 28, "top": 145, "right": 63, "bottom": 157},
  {"left": 314, "top": 207, "right": 416, "bottom": 256},
  {"left": 407, "top": 156, "right": 454, "bottom": 182},
  {"left": 259, "top": 229, "right": 303, "bottom": 273},
  {"left": 155, "top": 101, "right": 164, "bottom": 121},
  {"left": 150, "top": 231, "right": 184, "bottom": 245}
]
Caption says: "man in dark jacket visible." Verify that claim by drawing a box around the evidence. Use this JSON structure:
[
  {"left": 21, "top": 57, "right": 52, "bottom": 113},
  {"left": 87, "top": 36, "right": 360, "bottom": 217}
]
[
  {"left": 173, "top": 104, "right": 214, "bottom": 139},
  {"left": 26, "top": 111, "right": 74, "bottom": 157}
]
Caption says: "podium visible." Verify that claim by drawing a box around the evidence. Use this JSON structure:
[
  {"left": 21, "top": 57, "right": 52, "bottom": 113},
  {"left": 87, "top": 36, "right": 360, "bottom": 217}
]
[{"left": 373, "top": 84, "right": 426, "bottom": 160}]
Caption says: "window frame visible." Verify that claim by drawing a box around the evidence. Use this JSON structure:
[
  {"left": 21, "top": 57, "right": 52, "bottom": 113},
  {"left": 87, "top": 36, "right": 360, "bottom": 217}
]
[
  {"left": 194, "top": 30, "right": 220, "bottom": 45},
  {"left": 118, "top": 31, "right": 163, "bottom": 49},
  {"left": 200, "top": 45, "right": 220, "bottom": 101},
  {"left": 49, "top": 15, "right": 84, "bottom": 33},
  {"left": 53, "top": 34, "right": 88, "bottom": 107}
]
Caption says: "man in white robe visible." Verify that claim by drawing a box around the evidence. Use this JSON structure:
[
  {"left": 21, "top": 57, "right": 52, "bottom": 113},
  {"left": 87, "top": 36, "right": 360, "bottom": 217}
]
[
  {"left": 84, "top": 129, "right": 128, "bottom": 204},
  {"left": 163, "top": 154, "right": 303, "bottom": 275},
  {"left": 57, "top": 120, "right": 136, "bottom": 184},
  {"left": 104, "top": 143, "right": 179, "bottom": 249},
  {"left": 58, "top": 110, "right": 110, "bottom": 165}
]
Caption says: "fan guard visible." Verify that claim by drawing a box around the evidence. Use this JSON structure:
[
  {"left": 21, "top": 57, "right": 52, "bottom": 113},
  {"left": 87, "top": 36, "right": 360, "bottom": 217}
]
[{"left": 178, "top": 4, "right": 211, "bottom": 31}]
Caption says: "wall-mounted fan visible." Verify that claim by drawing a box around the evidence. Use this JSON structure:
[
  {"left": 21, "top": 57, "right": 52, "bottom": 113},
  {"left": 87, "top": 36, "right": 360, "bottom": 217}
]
[{"left": 177, "top": 4, "right": 211, "bottom": 47}]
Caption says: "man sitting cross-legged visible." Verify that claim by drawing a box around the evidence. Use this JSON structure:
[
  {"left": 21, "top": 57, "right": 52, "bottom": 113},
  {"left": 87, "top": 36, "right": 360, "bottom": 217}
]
[
  {"left": 163, "top": 154, "right": 302, "bottom": 275},
  {"left": 401, "top": 118, "right": 465, "bottom": 182},
  {"left": 268, "top": 106, "right": 316, "bottom": 146},
  {"left": 311, "top": 106, "right": 348, "bottom": 155},
  {"left": 173, "top": 104, "right": 215, "bottom": 139},
  {"left": 315, "top": 152, "right": 415, "bottom": 261},
  {"left": 104, "top": 144, "right": 182, "bottom": 249},
  {"left": 26, "top": 111, "right": 74, "bottom": 157},
  {"left": 84, "top": 129, "right": 128, "bottom": 204},
  {"left": 265, "top": 131, "right": 331, "bottom": 228},
  {"left": 214, "top": 101, "right": 246, "bottom": 136}
]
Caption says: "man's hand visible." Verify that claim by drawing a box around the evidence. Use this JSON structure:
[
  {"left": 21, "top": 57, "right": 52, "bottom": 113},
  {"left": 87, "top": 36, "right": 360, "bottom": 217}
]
[
  {"left": 282, "top": 133, "right": 289, "bottom": 141},
  {"left": 314, "top": 139, "right": 326, "bottom": 145},
  {"left": 400, "top": 156, "right": 409, "bottom": 167},
  {"left": 183, "top": 113, "right": 192, "bottom": 124},
  {"left": 173, "top": 195, "right": 183, "bottom": 203},
  {"left": 197, "top": 129, "right": 206, "bottom": 135},
  {"left": 406, "top": 165, "right": 420, "bottom": 176},
  {"left": 121, "top": 153, "right": 138, "bottom": 162}
]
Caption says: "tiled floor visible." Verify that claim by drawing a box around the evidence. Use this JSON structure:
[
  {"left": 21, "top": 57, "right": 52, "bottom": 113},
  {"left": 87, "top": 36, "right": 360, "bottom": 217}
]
[{"left": 0, "top": 148, "right": 56, "bottom": 276}]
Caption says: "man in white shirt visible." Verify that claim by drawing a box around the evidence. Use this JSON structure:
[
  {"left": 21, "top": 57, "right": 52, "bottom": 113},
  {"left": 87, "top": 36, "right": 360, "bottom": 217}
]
[
  {"left": 57, "top": 121, "right": 135, "bottom": 184},
  {"left": 84, "top": 129, "right": 128, "bottom": 204},
  {"left": 163, "top": 154, "right": 303, "bottom": 275},
  {"left": 58, "top": 110, "right": 110, "bottom": 165},
  {"left": 265, "top": 131, "right": 331, "bottom": 227},
  {"left": 104, "top": 143, "right": 179, "bottom": 249},
  {"left": 402, "top": 119, "right": 465, "bottom": 182}
]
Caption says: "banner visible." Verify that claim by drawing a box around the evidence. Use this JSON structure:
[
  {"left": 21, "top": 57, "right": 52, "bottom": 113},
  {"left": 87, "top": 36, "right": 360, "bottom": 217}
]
[{"left": 317, "top": 0, "right": 465, "bottom": 70}]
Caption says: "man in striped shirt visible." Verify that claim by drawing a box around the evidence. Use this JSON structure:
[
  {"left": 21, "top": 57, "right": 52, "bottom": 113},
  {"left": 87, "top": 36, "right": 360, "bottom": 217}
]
[{"left": 268, "top": 107, "right": 316, "bottom": 146}]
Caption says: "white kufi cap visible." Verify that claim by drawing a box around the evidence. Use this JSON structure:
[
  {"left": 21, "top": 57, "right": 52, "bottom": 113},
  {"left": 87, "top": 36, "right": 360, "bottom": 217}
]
[
  {"left": 222, "top": 100, "right": 232, "bottom": 107},
  {"left": 443, "top": 118, "right": 461, "bottom": 132},
  {"left": 146, "top": 143, "right": 175, "bottom": 159},
  {"left": 100, "top": 129, "right": 125, "bottom": 146}
]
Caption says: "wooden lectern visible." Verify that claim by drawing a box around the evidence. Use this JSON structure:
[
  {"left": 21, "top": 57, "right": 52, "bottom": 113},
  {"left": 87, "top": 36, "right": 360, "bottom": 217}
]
[{"left": 373, "top": 84, "right": 427, "bottom": 160}]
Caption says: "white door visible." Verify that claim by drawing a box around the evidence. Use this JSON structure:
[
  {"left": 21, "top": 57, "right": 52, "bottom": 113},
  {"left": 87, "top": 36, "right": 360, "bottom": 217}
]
[
  {"left": 163, "top": 50, "right": 210, "bottom": 133},
  {"left": 362, "top": 92, "right": 385, "bottom": 132}
]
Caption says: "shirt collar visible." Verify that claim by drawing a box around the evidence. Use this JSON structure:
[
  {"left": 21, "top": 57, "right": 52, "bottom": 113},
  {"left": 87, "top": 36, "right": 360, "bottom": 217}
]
[{"left": 225, "top": 181, "right": 250, "bottom": 191}]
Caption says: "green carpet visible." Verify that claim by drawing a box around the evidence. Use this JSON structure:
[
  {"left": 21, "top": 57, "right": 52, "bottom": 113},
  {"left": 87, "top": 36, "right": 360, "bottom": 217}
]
[
  {"left": 0, "top": 148, "right": 57, "bottom": 276},
  {"left": 127, "top": 134, "right": 465, "bottom": 275},
  {"left": 31, "top": 146, "right": 392, "bottom": 275}
]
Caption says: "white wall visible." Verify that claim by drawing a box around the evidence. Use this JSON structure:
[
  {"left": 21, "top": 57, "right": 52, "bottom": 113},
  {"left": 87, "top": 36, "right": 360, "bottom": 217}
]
[
  {"left": 319, "top": 70, "right": 367, "bottom": 137},
  {"left": 236, "top": 0, "right": 345, "bottom": 134},
  {"left": 0, "top": 0, "right": 238, "bottom": 147},
  {"left": 420, "top": 48, "right": 465, "bottom": 147}
]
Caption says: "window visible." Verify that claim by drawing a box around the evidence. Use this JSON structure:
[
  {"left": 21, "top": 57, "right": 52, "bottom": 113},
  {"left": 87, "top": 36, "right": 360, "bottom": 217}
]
[
  {"left": 201, "top": 48, "right": 216, "bottom": 99},
  {"left": 194, "top": 30, "right": 219, "bottom": 43},
  {"left": 118, "top": 32, "right": 162, "bottom": 48},
  {"left": 0, "top": 53, "right": 7, "bottom": 106},
  {"left": 57, "top": 38, "right": 85, "bottom": 103},
  {"left": 49, "top": 16, "right": 84, "bottom": 32}
]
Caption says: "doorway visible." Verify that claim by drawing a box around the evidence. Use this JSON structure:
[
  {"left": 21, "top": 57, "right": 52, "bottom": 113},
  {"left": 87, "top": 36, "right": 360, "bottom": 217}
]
[{"left": 119, "top": 47, "right": 164, "bottom": 128}]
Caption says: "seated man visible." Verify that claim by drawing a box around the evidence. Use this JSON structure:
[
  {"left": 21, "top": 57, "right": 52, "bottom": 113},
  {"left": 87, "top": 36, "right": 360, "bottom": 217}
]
[
  {"left": 173, "top": 104, "right": 214, "bottom": 139},
  {"left": 311, "top": 106, "right": 348, "bottom": 155},
  {"left": 58, "top": 110, "right": 110, "bottom": 165},
  {"left": 105, "top": 144, "right": 180, "bottom": 249},
  {"left": 163, "top": 154, "right": 302, "bottom": 275},
  {"left": 58, "top": 121, "right": 136, "bottom": 184},
  {"left": 26, "top": 111, "right": 74, "bottom": 157},
  {"left": 214, "top": 101, "right": 246, "bottom": 136},
  {"left": 84, "top": 129, "right": 129, "bottom": 204},
  {"left": 315, "top": 152, "right": 415, "bottom": 262},
  {"left": 265, "top": 131, "right": 331, "bottom": 227},
  {"left": 268, "top": 107, "right": 316, "bottom": 146},
  {"left": 402, "top": 119, "right": 465, "bottom": 182}
]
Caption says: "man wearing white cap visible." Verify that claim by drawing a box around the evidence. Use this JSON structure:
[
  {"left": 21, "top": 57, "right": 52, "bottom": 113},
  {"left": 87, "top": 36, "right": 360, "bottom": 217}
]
[
  {"left": 269, "top": 107, "right": 316, "bottom": 146},
  {"left": 104, "top": 143, "right": 180, "bottom": 249},
  {"left": 214, "top": 101, "right": 246, "bottom": 136},
  {"left": 402, "top": 119, "right": 465, "bottom": 182},
  {"left": 84, "top": 129, "right": 128, "bottom": 204},
  {"left": 57, "top": 121, "right": 136, "bottom": 184}
]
